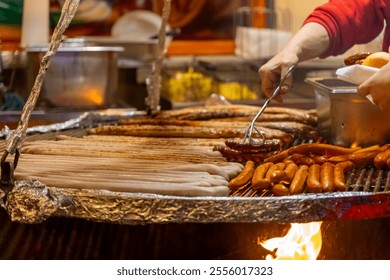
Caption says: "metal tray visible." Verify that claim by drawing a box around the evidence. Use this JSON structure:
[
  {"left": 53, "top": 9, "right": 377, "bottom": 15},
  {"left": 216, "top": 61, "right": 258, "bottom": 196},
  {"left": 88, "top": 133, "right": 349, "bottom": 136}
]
[{"left": 1, "top": 109, "right": 390, "bottom": 224}]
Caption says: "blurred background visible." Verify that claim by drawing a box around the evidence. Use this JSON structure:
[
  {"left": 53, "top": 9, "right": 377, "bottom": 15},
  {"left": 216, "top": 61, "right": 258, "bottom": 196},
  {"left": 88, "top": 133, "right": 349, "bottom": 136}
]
[{"left": 0, "top": 0, "right": 382, "bottom": 117}]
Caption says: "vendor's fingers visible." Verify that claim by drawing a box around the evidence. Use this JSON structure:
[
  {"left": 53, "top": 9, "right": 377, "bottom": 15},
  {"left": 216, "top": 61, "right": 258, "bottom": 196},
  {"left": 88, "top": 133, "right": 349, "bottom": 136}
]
[
  {"left": 259, "top": 69, "right": 280, "bottom": 99},
  {"left": 358, "top": 82, "right": 388, "bottom": 111},
  {"left": 357, "top": 80, "right": 371, "bottom": 97},
  {"left": 280, "top": 74, "right": 293, "bottom": 93}
]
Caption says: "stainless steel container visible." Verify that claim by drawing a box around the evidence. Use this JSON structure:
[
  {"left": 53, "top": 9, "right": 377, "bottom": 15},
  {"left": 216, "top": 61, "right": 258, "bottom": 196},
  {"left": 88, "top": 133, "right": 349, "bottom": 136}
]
[
  {"left": 26, "top": 46, "right": 123, "bottom": 109},
  {"left": 305, "top": 77, "right": 390, "bottom": 147}
]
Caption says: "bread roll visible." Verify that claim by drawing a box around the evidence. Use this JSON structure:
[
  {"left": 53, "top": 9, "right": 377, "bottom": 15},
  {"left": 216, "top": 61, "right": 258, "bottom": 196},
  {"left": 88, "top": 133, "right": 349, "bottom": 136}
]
[{"left": 362, "top": 51, "right": 390, "bottom": 68}]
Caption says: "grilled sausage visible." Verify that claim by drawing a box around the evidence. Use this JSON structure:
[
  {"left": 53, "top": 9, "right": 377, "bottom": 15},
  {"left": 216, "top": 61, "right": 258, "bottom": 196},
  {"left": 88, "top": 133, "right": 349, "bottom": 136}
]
[
  {"left": 320, "top": 162, "right": 334, "bottom": 192},
  {"left": 228, "top": 160, "right": 255, "bottom": 190},
  {"left": 347, "top": 150, "right": 379, "bottom": 167},
  {"left": 329, "top": 150, "right": 379, "bottom": 167},
  {"left": 252, "top": 162, "right": 273, "bottom": 190},
  {"left": 290, "top": 165, "right": 309, "bottom": 195},
  {"left": 334, "top": 161, "right": 354, "bottom": 191},
  {"left": 288, "top": 154, "right": 315, "bottom": 166},
  {"left": 264, "top": 162, "right": 286, "bottom": 185},
  {"left": 270, "top": 169, "right": 287, "bottom": 183},
  {"left": 263, "top": 149, "right": 290, "bottom": 163},
  {"left": 306, "top": 164, "right": 322, "bottom": 193},
  {"left": 224, "top": 139, "right": 282, "bottom": 153},
  {"left": 288, "top": 143, "right": 359, "bottom": 157},
  {"left": 271, "top": 183, "right": 290, "bottom": 196},
  {"left": 354, "top": 144, "right": 381, "bottom": 153},
  {"left": 374, "top": 147, "right": 390, "bottom": 169},
  {"left": 311, "top": 155, "right": 329, "bottom": 165},
  {"left": 283, "top": 162, "right": 299, "bottom": 183},
  {"left": 344, "top": 52, "right": 372, "bottom": 65}
]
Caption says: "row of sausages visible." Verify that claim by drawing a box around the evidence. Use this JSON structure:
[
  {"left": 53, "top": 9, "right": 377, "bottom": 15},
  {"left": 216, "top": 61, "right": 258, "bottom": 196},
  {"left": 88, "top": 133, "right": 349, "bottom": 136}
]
[
  {"left": 228, "top": 160, "right": 353, "bottom": 196},
  {"left": 228, "top": 142, "right": 390, "bottom": 196}
]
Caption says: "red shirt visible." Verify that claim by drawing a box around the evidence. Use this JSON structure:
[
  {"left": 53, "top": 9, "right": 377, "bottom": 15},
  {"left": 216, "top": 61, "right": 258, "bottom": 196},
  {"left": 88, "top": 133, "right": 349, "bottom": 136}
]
[{"left": 304, "top": 0, "right": 390, "bottom": 57}]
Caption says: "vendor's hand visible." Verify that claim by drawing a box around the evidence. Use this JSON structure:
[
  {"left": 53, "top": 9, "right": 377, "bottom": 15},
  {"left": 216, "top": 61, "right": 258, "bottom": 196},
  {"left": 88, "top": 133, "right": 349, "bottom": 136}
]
[
  {"left": 358, "top": 62, "right": 390, "bottom": 111},
  {"left": 258, "top": 53, "right": 298, "bottom": 102}
]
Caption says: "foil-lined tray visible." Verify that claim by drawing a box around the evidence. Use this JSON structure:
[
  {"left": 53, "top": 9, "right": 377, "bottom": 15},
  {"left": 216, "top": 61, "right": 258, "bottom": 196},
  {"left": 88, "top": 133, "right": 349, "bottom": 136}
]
[
  {"left": 2, "top": 179, "right": 390, "bottom": 224},
  {"left": 1, "top": 108, "right": 390, "bottom": 224}
]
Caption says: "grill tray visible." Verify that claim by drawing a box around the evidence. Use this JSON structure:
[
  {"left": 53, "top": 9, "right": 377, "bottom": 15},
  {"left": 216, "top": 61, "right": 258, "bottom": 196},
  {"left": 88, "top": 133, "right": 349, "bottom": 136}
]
[{"left": 1, "top": 121, "right": 390, "bottom": 225}]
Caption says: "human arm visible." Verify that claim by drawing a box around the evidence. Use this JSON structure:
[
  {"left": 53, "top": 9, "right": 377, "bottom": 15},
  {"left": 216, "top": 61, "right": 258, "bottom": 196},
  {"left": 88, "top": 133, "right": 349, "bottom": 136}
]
[
  {"left": 259, "top": 0, "right": 386, "bottom": 101},
  {"left": 258, "top": 22, "right": 330, "bottom": 101}
]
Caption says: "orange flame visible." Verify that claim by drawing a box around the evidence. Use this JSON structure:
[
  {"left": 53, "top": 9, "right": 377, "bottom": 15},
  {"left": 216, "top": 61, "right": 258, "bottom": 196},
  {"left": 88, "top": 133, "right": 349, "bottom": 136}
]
[{"left": 258, "top": 222, "right": 323, "bottom": 260}]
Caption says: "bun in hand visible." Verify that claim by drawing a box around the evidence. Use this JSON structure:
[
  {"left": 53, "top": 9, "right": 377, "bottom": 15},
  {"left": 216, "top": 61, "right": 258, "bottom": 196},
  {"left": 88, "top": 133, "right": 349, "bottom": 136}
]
[{"left": 361, "top": 51, "right": 390, "bottom": 68}]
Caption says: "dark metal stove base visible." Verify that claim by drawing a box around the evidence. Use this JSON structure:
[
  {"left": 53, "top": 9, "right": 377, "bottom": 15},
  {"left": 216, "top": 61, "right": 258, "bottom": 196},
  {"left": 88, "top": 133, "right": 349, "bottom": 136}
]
[{"left": 1, "top": 209, "right": 389, "bottom": 260}]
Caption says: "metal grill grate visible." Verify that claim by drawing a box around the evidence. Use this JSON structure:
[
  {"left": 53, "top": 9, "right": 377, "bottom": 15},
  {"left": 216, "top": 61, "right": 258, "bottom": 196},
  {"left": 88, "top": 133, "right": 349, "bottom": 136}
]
[{"left": 347, "top": 168, "right": 390, "bottom": 193}]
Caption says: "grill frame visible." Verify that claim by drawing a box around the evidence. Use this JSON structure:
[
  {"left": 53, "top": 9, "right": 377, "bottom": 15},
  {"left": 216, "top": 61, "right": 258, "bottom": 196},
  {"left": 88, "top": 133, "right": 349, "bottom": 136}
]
[{"left": 1, "top": 128, "right": 390, "bottom": 225}]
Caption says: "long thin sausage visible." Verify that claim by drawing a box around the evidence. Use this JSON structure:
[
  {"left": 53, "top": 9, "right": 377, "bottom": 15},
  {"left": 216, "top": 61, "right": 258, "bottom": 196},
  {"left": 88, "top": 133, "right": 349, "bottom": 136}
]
[{"left": 288, "top": 143, "right": 359, "bottom": 157}]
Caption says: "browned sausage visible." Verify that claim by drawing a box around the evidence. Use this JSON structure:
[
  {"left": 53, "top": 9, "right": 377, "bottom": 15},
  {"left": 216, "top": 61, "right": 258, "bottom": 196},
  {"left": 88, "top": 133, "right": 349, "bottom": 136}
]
[
  {"left": 271, "top": 183, "right": 290, "bottom": 196},
  {"left": 270, "top": 169, "right": 287, "bottom": 183},
  {"left": 329, "top": 150, "right": 379, "bottom": 167},
  {"left": 344, "top": 52, "right": 371, "bottom": 65},
  {"left": 347, "top": 150, "right": 379, "bottom": 167},
  {"left": 252, "top": 162, "right": 273, "bottom": 190},
  {"left": 262, "top": 162, "right": 285, "bottom": 187},
  {"left": 354, "top": 144, "right": 381, "bottom": 153},
  {"left": 282, "top": 156, "right": 295, "bottom": 165},
  {"left": 387, "top": 156, "right": 390, "bottom": 169},
  {"left": 374, "top": 147, "right": 390, "bottom": 169},
  {"left": 224, "top": 139, "right": 282, "bottom": 153},
  {"left": 320, "top": 162, "right": 334, "bottom": 192},
  {"left": 290, "top": 165, "right": 309, "bottom": 195},
  {"left": 283, "top": 162, "right": 299, "bottom": 183},
  {"left": 334, "top": 161, "right": 354, "bottom": 191},
  {"left": 328, "top": 154, "right": 349, "bottom": 164},
  {"left": 311, "top": 155, "right": 329, "bottom": 165},
  {"left": 299, "top": 155, "right": 316, "bottom": 166},
  {"left": 228, "top": 160, "right": 255, "bottom": 190},
  {"left": 263, "top": 149, "right": 291, "bottom": 163},
  {"left": 379, "top": 144, "right": 390, "bottom": 152},
  {"left": 288, "top": 143, "right": 359, "bottom": 157},
  {"left": 306, "top": 164, "right": 322, "bottom": 193}
]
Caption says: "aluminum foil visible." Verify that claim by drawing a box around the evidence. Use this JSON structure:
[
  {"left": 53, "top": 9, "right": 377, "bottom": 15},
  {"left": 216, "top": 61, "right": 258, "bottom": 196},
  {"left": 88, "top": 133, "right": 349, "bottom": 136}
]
[
  {"left": 4, "top": 178, "right": 390, "bottom": 224},
  {"left": 0, "top": 109, "right": 143, "bottom": 138},
  {"left": 1, "top": 99, "right": 390, "bottom": 224}
]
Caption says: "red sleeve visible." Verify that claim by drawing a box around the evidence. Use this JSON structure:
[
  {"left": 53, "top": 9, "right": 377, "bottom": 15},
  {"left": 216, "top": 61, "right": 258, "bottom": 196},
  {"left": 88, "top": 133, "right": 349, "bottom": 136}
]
[{"left": 303, "top": 0, "right": 386, "bottom": 57}]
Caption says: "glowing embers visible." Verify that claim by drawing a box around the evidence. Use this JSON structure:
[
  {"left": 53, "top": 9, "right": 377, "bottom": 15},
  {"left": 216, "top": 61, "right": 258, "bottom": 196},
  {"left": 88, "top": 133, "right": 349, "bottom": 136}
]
[{"left": 259, "top": 222, "right": 322, "bottom": 260}]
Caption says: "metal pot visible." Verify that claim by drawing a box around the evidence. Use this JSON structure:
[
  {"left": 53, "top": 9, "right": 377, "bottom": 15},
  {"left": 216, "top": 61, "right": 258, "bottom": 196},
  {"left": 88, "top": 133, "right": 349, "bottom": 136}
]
[
  {"left": 26, "top": 45, "right": 123, "bottom": 109},
  {"left": 305, "top": 77, "right": 390, "bottom": 147}
]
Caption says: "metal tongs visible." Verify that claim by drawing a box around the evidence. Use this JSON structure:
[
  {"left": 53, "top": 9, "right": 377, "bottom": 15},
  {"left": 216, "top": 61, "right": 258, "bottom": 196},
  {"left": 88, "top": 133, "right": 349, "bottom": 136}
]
[{"left": 243, "top": 64, "right": 296, "bottom": 146}]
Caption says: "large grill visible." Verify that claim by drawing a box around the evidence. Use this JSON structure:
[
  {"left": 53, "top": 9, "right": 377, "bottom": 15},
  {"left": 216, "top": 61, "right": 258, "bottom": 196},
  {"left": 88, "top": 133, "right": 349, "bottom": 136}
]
[
  {"left": 1, "top": 119, "right": 390, "bottom": 260},
  {"left": 1, "top": 127, "right": 390, "bottom": 225}
]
